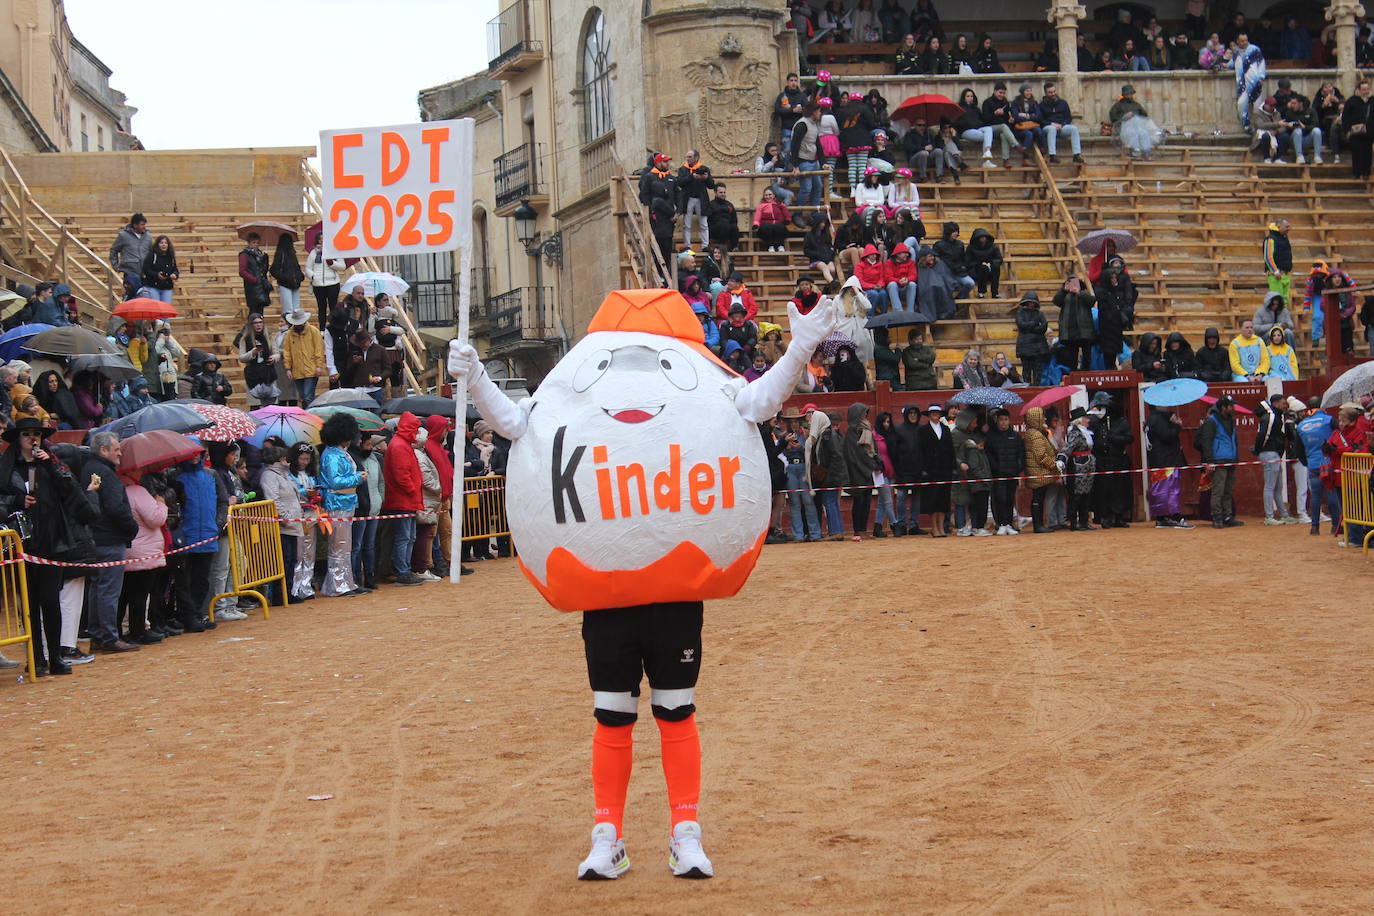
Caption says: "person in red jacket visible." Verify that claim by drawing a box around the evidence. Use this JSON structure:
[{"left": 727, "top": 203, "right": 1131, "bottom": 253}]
[
  {"left": 885, "top": 242, "right": 918, "bottom": 312},
  {"left": 853, "top": 243, "right": 889, "bottom": 313},
  {"left": 423, "top": 413, "right": 464, "bottom": 575},
  {"left": 713, "top": 272, "right": 758, "bottom": 322},
  {"left": 382, "top": 411, "right": 427, "bottom": 585},
  {"left": 751, "top": 188, "right": 792, "bottom": 252}
]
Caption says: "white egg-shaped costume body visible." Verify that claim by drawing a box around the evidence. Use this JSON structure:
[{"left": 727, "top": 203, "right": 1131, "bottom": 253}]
[{"left": 505, "top": 289, "right": 770, "bottom": 611}]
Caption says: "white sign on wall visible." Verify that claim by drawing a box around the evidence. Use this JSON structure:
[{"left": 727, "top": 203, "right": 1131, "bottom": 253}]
[{"left": 319, "top": 118, "right": 474, "bottom": 259}]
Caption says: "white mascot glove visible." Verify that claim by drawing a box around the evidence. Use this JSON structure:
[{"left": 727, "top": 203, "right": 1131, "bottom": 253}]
[
  {"left": 732, "top": 302, "right": 839, "bottom": 423},
  {"left": 447, "top": 340, "right": 528, "bottom": 441}
]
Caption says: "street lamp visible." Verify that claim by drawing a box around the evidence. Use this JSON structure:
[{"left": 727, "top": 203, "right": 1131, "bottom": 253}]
[{"left": 511, "top": 198, "right": 562, "bottom": 267}]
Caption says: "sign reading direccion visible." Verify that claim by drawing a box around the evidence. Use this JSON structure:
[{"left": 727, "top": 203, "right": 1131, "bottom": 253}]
[{"left": 319, "top": 118, "right": 474, "bottom": 259}]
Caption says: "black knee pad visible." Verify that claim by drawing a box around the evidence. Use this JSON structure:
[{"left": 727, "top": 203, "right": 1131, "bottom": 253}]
[
  {"left": 651, "top": 703, "right": 696, "bottom": 722},
  {"left": 594, "top": 708, "right": 638, "bottom": 727}
]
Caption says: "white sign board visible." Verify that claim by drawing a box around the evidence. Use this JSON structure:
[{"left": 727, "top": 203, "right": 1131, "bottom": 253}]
[{"left": 319, "top": 119, "right": 474, "bottom": 259}]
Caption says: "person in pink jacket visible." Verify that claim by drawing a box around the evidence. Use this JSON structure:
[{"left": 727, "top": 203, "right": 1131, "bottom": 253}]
[{"left": 120, "top": 474, "right": 168, "bottom": 644}]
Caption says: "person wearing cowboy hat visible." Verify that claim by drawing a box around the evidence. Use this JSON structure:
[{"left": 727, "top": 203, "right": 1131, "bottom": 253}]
[
  {"left": 281, "top": 308, "right": 327, "bottom": 407},
  {"left": 1059, "top": 406, "right": 1098, "bottom": 530},
  {"left": 917, "top": 402, "right": 954, "bottom": 536},
  {"left": 0, "top": 418, "right": 104, "bottom": 675}
]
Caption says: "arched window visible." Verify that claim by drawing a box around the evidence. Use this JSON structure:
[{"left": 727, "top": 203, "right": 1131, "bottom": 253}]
[{"left": 581, "top": 10, "right": 614, "bottom": 142}]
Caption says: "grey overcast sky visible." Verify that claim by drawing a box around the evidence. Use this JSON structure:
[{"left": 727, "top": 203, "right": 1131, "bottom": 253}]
[{"left": 64, "top": 0, "right": 499, "bottom": 151}]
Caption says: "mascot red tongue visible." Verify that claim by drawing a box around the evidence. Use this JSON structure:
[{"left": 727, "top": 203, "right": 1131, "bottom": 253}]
[{"left": 448, "top": 286, "right": 836, "bottom": 881}]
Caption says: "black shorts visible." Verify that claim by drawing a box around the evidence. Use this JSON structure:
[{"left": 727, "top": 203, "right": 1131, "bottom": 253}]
[{"left": 582, "top": 601, "right": 703, "bottom": 695}]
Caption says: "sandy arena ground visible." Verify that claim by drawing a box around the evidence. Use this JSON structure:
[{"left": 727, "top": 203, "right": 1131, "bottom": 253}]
[{"left": 3, "top": 525, "right": 1373, "bottom": 914}]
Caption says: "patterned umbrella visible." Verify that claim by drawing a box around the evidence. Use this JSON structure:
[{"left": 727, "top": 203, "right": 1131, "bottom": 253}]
[
  {"left": 949, "top": 386, "right": 1024, "bottom": 407},
  {"left": 93, "top": 402, "right": 213, "bottom": 439},
  {"left": 1075, "top": 228, "right": 1139, "bottom": 256},
  {"left": 245, "top": 412, "right": 322, "bottom": 447},
  {"left": 814, "top": 332, "right": 856, "bottom": 361},
  {"left": 187, "top": 402, "right": 262, "bottom": 441},
  {"left": 308, "top": 405, "right": 385, "bottom": 432},
  {"left": 118, "top": 429, "right": 203, "bottom": 475}
]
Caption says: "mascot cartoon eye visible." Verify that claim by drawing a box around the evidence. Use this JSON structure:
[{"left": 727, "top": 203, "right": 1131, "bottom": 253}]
[
  {"left": 572, "top": 349, "right": 614, "bottom": 392},
  {"left": 657, "top": 348, "right": 698, "bottom": 391}
]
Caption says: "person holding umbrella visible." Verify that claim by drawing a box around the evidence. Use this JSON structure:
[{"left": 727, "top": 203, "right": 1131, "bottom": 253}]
[
  {"left": 1145, "top": 401, "right": 1194, "bottom": 529},
  {"left": 0, "top": 418, "right": 103, "bottom": 675},
  {"left": 238, "top": 232, "right": 273, "bottom": 313}
]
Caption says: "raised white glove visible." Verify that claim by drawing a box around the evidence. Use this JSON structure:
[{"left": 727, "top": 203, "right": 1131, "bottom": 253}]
[
  {"left": 731, "top": 302, "right": 839, "bottom": 423},
  {"left": 786, "top": 301, "right": 839, "bottom": 355},
  {"left": 447, "top": 341, "right": 484, "bottom": 384},
  {"left": 447, "top": 339, "right": 528, "bottom": 441}
]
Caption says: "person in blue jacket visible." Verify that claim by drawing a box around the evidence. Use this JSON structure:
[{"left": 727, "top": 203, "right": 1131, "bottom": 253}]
[
  {"left": 169, "top": 439, "right": 228, "bottom": 631},
  {"left": 1196, "top": 396, "right": 1241, "bottom": 528},
  {"left": 317, "top": 414, "right": 366, "bottom": 597},
  {"left": 1295, "top": 397, "right": 1338, "bottom": 535}
]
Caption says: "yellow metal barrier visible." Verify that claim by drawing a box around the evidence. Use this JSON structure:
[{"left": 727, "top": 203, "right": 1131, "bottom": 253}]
[
  {"left": 461, "top": 475, "right": 509, "bottom": 543},
  {"left": 0, "top": 529, "right": 34, "bottom": 681},
  {"left": 1339, "top": 452, "right": 1374, "bottom": 555},
  {"left": 210, "top": 500, "right": 288, "bottom": 620}
]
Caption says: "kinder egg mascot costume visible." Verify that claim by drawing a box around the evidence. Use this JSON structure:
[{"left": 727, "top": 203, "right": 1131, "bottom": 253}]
[{"left": 449, "top": 288, "right": 836, "bottom": 881}]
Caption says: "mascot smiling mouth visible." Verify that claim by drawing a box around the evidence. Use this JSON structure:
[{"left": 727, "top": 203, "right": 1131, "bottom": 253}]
[{"left": 603, "top": 405, "right": 665, "bottom": 424}]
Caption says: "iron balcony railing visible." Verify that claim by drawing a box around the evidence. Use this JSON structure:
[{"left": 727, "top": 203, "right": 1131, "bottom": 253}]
[
  {"left": 494, "top": 142, "right": 543, "bottom": 209},
  {"left": 488, "top": 286, "right": 553, "bottom": 350},
  {"left": 486, "top": 0, "right": 542, "bottom": 69}
]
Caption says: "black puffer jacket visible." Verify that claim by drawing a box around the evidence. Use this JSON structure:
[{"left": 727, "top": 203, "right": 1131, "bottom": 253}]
[
  {"left": 1130, "top": 332, "right": 1168, "bottom": 381},
  {"left": 1161, "top": 331, "right": 1196, "bottom": 378},
  {"left": 1146, "top": 407, "right": 1186, "bottom": 468},
  {"left": 932, "top": 222, "right": 966, "bottom": 273},
  {"left": 1014, "top": 292, "right": 1050, "bottom": 358},
  {"left": 965, "top": 228, "right": 1002, "bottom": 272},
  {"left": 1195, "top": 331, "right": 1231, "bottom": 382},
  {"left": 984, "top": 423, "right": 1025, "bottom": 478},
  {"left": 893, "top": 405, "right": 924, "bottom": 482},
  {"left": 837, "top": 99, "right": 877, "bottom": 150}
]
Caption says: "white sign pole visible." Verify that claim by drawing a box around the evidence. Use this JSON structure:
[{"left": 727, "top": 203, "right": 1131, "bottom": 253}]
[{"left": 450, "top": 243, "right": 471, "bottom": 584}]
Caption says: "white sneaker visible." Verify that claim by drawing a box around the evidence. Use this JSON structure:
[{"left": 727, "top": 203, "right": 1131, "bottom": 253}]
[
  {"left": 1297, "top": 514, "right": 1312, "bottom": 524},
  {"left": 215, "top": 607, "right": 248, "bottom": 620},
  {"left": 1263, "top": 517, "right": 1284, "bottom": 526},
  {"left": 668, "top": 820, "right": 714, "bottom": 878},
  {"left": 1281, "top": 515, "right": 1301, "bottom": 525},
  {"left": 1313, "top": 154, "right": 1324, "bottom": 164},
  {"left": 955, "top": 525, "right": 972, "bottom": 537},
  {"left": 1263, "top": 157, "right": 1275, "bottom": 164},
  {"left": 1295, "top": 154, "right": 1306, "bottom": 164},
  {"left": 971, "top": 528, "right": 993, "bottom": 537},
  {"left": 1007, "top": 524, "right": 1020, "bottom": 535},
  {"left": 578, "top": 823, "right": 631, "bottom": 880},
  {"left": 418, "top": 570, "right": 441, "bottom": 582},
  {"left": 992, "top": 525, "right": 1007, "bottom": 535}
]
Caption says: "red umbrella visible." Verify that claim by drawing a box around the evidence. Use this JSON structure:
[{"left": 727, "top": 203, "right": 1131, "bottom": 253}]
[
  {"left": 1018, "top": 384, "right": 1084, "bottom": 415},
  {"left": 186, "top": 402, "right": 261, "bottom": 441},
  {"left": 304, "top": 221, "right": 361, "bottom": 268},
  {"left": 1199, "top": 394, "right": 1254, "bottom": 415},
  {"left": 118, "top": 429, "right": 202, "bottom": 475},
  {"left": 114, "top": 298, "right": 177, "bottom": 322},
  {"left": 890, "top": 93, "right": 963, "bottom": 126}
]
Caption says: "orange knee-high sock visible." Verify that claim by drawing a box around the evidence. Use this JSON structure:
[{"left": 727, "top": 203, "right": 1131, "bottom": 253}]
[
  {"left": 656, "top": 714, "right": 701, "bottom": 827},
  {"left": 591, "top": 722, "right": 634, "bottom": 835}
]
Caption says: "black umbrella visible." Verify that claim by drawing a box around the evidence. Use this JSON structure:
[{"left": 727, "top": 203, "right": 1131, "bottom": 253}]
[
  {"left": 382, "top": 394, "right": 459, "bottom": 417},
  {"left": 24, "top": 325, "right": 118, "bottom": 356},
  {"left": 68, "top": 353, "right": 141, "bottom": 381},
  {"left": 865, "top": 310, "right": 933, "bottom": 330},
  {"left": 91, "top": 402, "right": 213, "bottom": 439}
]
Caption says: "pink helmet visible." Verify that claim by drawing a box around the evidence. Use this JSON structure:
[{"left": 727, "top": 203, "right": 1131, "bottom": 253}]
[
  {"left": 817, "top": 97, "right": 833, "bottom": 108},
  {"left": 863, "top": 166, "right": 879, "bottom": 176},
  {"left": 816, "top": 70, "right": 832, "bottom": 82},
  {"left": 896, "top": 167, "right": 912, "bottom": 179}
]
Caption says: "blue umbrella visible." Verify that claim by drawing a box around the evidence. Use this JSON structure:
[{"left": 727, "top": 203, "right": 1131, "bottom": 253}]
[
  {"left": 1142, "top": 377, "right": 1207, "bottom": 407},
  {"left": 92, "top": 402, "right": 213, "bottom": 439},
  {"left": 0, "top": 323, "right": 54, "bottom": 362},
  {"left": 949, "top": 386, "right": 1024, "bottom": 407}
]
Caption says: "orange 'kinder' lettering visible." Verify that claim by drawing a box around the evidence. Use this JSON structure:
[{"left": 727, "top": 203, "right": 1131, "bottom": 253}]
[{"left": 688, "top": 463, "right": 716, "bottom": 513}]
